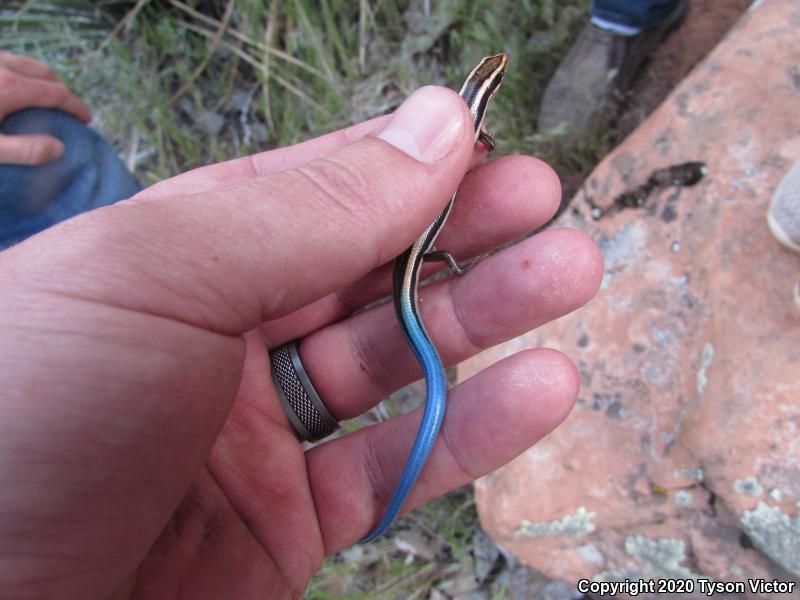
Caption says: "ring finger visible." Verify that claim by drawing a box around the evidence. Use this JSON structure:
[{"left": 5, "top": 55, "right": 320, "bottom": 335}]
[{"left": 294, "top": 226, "right": 602, "bottom": 422}]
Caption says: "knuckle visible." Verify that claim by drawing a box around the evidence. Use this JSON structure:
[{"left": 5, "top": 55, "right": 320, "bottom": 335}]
[
  {"left": 13, "top": 142, "right": 35, "bottom": 165},
  {"left": 361, "top": 426, "right": 394, "bottom": 507},
  {"left": 22, "top": 141, "right": 46, "bottom": 165},
  {"left": 447, "top": 278, "right": 484, "bottom": 351},
  {"left": 40, "top": 64, "right": 58, "bottom": 79},
  {"left": 23, "top": 145, "right": 39, "bottom": 164},
  {"left": 45, "top": 82, "right": 69, "bottom": 103},
  {"left": 441, "top": 422, "right": 477, "bottom": 482},
  {"left": 296, "top": 153, "right": 385, "bottom": 220},
  {"left": 0, "top": 67, "right": 16, "bottom": 87},
  {"left": 348, "top": 316, "right": 394, "bottom": 398}
]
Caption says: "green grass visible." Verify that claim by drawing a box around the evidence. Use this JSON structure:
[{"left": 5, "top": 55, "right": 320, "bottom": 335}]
[
  {"left": 1, "top": 0, "right": 593, "bottom": 185},
  {"left": 306, "top": 487, "right": 485, "bottom": 598},
  {"left": 1, "top": 1, "right": 597, "bottom": 596}
]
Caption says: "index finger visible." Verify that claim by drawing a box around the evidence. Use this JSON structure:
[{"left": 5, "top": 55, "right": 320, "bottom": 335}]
[
  {"left": 134, "top": 114, "right": 391, "bottom": 201},
  {"left": 12, "top": 87, "right": 478, "bottom": 336},
  {"left": 136, "top": 104, "right": 488, "bottom": 201},
  {"left": 0, "top": 71, "right": 91, "bottom": 123}
]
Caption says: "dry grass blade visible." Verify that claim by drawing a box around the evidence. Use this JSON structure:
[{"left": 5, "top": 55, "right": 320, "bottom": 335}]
[
  {"left": 358, "top": 0, "right": 367, "bottom": 73},
  {"left": 181, "top": 20, "right": 323, "bottom": 111},
  {"left": 168, "top": 0, "right": 235, "bottom": 104},
  {"left": 320, "top": 0, "right": 355, "bottom": 80},
  {"left": 93, "top": 0, "right": 150, "bottom": 57},
  {"left": 373, "top": 562, "right": 442, "bottom": 596},
  {"left": 5, "top": 0, "right": 109, "bottom": 30},
  {"left": 407, "top": 512, "right": 450, "bottom": 549},
  {"left": 168, "top": 0, "right": 330, "bottom": 83},
  {"left": 260, "top": 0, "right": 279, "bottom": 132},
  {"left": 291, "top": 0, "right": 336, "bottom": 83},
  {"left": 7, "top": 0, "right": 26, "bottom": 32}
]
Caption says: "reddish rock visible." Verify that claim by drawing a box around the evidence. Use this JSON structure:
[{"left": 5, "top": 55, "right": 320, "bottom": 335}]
[{"left": 461, "top": 0, "right": 800, "bottom": 594}]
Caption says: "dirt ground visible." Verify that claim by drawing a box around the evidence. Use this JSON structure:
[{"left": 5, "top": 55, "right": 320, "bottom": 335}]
[
  {"left": 556, "top": 0, "right": 752, "bottom": 208},
  {"left": 621, "top": 0, "right": 753, "bottom": 130}
]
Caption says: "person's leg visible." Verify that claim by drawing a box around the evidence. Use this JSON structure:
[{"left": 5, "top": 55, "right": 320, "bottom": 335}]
[
  {"left": 0, "top": 108, "right": 142, "bottom": 249},
  {"left": 592, "top": 0, "right": 683, "bottom": 33},
  {"left": 537, "top": 0, "right": 687, "bottom": 137}
]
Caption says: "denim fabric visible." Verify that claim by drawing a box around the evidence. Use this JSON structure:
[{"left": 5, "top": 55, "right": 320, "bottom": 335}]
[
  {"left": 592, "top": 0, "right": 683, "bottom": 30},
  {"left": 0, "top": 108, "right": 142, "bottom": 248}
]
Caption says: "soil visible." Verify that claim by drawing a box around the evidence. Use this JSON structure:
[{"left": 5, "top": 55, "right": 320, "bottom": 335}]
[
  {"left": 622, "top": 0, "right": 753, "bottom": 128},
  {"left": 559, "top": 0, "right": 752, "bottom": 203}
]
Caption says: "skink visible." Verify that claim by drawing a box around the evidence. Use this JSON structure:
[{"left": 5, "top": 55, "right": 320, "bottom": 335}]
[{"left": 361, "top": 53, "right": 508, "bottom": 542}]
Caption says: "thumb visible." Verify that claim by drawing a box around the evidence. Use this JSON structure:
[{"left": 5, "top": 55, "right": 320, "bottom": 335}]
[
  {"left": 10, "top": 86, "right": 476, "bottom": 334},
  {"left": 0, "top": 133, "right": 64, "bottom": 165}
]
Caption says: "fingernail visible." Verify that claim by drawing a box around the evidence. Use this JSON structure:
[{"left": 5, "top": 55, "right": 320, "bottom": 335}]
[
  {"left": 378, "top": 86, "right": 465, "bottom": 164},
  {"left": 43, "top": 139, "right": 64, "bottom": 163}
]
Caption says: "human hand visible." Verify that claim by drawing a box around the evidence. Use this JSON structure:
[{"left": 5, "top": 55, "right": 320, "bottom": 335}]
[
  {"left": 0, "top": 86, "right": 603, "bottom": 599},
  {"left": 0, "top": 52, "right": 91, "bottom": 165}
]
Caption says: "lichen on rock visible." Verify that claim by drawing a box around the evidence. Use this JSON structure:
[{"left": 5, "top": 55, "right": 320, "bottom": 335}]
[
  {"left": 740, "top": 502, "right": 800, "bottom": 575},
  {"left": 514, "top": 507, "right": 596, "bottom": 538}
]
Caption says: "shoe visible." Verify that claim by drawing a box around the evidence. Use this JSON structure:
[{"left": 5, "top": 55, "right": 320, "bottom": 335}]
[
  {"left": 768, "top": 160, "right": 800, "bottom": 253},
  {"left": 537, "top": 0, "right": 688, "bottom": 137},
  {"left": 767, "top": 160, "right": 800, "bottom": 313}
]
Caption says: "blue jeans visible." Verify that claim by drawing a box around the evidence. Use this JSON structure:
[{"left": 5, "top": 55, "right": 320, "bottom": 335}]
[
  {"left": 592, "top": 0, "right": 683, "bottom": 30},
  {"left": 0, "top": 108, "right": 142, "bottom": 249}
]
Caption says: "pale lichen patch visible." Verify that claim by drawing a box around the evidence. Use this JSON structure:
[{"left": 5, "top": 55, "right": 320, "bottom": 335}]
[
  {"left": 696, "top": 342, "right": 715, "bottom": 393},
  {"left": 740, "top": 501, "right": 800, "bottom": 575},
  {"left": 674, "top": 467, "right": 704, "bottom": 482},
  {"left": 513, "top": 506, "right": 596, "bottom": 538},
  {"left": 595, "top": 535, "right": 704, "bottom": 581}
]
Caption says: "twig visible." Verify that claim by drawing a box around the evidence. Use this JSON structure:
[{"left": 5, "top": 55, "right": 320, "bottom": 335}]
[{"left": 238, "top": 83, "right": 258, "bottom": 147}]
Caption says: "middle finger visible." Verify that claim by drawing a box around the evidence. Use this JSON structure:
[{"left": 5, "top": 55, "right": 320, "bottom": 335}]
[{"left": 261, "top": 153, "right": 563, "bottom": 343}]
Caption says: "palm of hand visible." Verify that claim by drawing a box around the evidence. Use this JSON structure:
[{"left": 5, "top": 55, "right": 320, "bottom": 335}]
[
  {"left": 0, "top": 94, "right": 601, "bottom": 599},
  {"left": 134, "top": 348, "right": 324, "bottom": 599}
]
